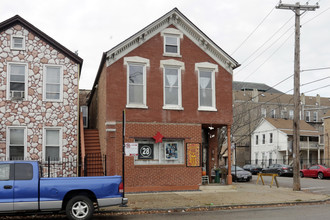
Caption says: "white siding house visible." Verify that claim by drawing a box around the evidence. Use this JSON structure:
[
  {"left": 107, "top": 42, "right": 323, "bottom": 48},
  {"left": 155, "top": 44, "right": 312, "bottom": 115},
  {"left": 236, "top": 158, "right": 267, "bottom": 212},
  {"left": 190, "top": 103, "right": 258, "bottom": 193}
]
[{"left": 251, "top": 118, "right": 321, "bottom": 168}]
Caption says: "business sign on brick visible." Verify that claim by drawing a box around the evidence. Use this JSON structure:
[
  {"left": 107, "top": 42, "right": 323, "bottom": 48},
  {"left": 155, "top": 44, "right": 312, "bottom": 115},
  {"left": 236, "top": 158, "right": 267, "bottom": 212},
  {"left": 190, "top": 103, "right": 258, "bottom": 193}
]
[{"left": 138, "top": 144, "right": 154, "bottom": 159}]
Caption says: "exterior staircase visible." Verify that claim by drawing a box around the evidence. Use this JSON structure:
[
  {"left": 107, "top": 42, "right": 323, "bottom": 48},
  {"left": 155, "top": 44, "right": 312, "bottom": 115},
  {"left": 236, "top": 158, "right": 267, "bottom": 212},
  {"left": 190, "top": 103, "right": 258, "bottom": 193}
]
[{"left": 83, "top": 129, "right": 105, "bottom": 176}]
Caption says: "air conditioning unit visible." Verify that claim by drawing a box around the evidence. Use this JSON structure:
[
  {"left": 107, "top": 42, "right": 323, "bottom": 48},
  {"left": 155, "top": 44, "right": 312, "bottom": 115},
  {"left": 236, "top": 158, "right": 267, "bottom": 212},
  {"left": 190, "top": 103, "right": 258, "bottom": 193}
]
[{"left": 11, "top": 91, "right": 24, "bottom": 100}]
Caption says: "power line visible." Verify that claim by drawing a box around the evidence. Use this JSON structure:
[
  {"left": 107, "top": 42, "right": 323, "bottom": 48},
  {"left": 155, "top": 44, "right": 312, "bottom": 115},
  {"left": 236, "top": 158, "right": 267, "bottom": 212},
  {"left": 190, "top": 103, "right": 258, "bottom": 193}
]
[
  {"left": 231, "top": 7, "right": 275, "bottom": 56},
  {"left": 301, "top": 67, "right": 330, "bottom": 72}
]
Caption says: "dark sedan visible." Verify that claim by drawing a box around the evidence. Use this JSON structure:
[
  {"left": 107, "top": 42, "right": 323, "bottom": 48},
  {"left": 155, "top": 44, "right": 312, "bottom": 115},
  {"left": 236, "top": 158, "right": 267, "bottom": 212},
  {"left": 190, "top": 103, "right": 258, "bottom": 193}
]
[
  {"left": 243, "top": 164, "right": 262, "bottom": 175},
  {"left": 262, "top": 164, "right": 293, "bottom": 177},
  {"left": 226, "top": 165, "right": 252, "bottom": 182}
]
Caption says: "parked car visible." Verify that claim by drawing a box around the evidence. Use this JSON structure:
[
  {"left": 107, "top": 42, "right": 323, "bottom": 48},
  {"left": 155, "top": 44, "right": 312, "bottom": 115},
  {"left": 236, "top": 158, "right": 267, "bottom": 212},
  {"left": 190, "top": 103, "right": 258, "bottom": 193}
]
[
  {"left": 300, "top": 165, "right": 330, "bottom": 179},
  {"left": 0, "top": 161, "right": 127, "bottom": 220},
  {"left": 261, "top": 164, "right": 293, "bottom": 177},
  {"left": 226, "top": 165, "right": 252, "bottom": 182},
  {"left": 243, "top": 164, "right": 262, "bottom": 175}
]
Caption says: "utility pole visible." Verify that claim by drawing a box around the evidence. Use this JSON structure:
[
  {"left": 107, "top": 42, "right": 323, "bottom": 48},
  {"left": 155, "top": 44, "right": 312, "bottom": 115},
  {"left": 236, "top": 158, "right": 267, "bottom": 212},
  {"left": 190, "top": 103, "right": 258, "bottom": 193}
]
[{"left": 276, "top": 1, "right": 319, "bottom": 191}]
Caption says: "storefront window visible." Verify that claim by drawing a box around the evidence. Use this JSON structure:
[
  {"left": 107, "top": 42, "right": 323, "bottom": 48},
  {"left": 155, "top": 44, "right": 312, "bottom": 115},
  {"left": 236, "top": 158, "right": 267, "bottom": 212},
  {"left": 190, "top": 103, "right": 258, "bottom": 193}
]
[{"left": 134, "top": 139, "right": 184, "bottom": 165}]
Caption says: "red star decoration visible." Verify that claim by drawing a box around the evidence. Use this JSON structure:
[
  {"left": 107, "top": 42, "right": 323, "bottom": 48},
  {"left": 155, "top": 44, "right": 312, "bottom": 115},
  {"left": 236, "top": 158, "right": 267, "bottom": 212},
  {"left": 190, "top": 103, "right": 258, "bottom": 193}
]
[{"left": 153, "top": 131, "right": 164, "bottom": 143}]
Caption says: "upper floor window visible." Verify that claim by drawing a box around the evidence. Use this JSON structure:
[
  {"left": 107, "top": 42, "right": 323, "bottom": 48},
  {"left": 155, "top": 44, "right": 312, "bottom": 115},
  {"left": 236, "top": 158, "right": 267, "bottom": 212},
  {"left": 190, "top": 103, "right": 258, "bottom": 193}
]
[
  {"left": 7, "top": 63, "right": 27, "bottom": 100},
  {"left": 161, "top": 28, "right": 183, "bottom": 57},
  {"left": 271, "top": 109, "right": 276, "bottom": 118},
  {"left": 306, "top": 111, "right": 310, "bottom": 122},
  {"left": 81, "top": 106, "right": 88, "bottom": 128},
  {"left": 196, "top": 62, "right": 218, "bottom": 111},
  {"left": 44, "top": 65, "right": 63, "bottom": 101},
  {"left": 124, "top": 56, "right": 150, "bottom": 108},
  {"left": 255, "top": 135, "right": 259, "bottom": 145},
  {"left": 270, "top": 133, "right": 273, "bottom": 143},
  {"left": 262, "top": 134, "right": 266, "bottom": 144},
  {"left": 11, "top": 35, "right": 25, "bottom": 50},
  {"left": 313, "top": 111, "right": 318, "bottom": 122},
  {"left": 289, "top": 110, "right": 294, "bottom": 119},
  {"left": 44, "top": 128, "right": 62, "bottom": 162},
  {"left": 261, "top": 108, "right": 266, "bottom": 117},
  {"left": 7, "top": 127, "right": 26, "bottom": 160},
  {"left": 161, "top": 59, "right": 184, "bottom": 110}
]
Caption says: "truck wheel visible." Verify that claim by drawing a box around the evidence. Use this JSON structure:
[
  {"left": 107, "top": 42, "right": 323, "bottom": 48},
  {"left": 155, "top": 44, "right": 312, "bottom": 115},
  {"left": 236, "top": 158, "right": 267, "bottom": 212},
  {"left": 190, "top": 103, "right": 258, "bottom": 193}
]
[{"left": 66, "top": 195, "right": 94, "bottom": 220}]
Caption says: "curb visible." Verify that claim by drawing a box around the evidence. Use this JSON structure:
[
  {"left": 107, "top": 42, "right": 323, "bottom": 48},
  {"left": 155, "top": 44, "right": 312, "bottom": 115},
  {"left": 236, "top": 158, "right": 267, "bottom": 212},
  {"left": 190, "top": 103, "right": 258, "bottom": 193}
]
[{"left": 97, "top": 198, "right": 330, "bottom": 215}]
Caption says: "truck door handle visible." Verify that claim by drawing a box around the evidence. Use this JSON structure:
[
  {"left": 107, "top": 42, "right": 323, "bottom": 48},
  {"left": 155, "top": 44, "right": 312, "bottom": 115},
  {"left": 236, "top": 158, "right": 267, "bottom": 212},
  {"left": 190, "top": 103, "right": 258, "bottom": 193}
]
[{"left": 4, "top": 185, "right": 12, "bottom": 189}]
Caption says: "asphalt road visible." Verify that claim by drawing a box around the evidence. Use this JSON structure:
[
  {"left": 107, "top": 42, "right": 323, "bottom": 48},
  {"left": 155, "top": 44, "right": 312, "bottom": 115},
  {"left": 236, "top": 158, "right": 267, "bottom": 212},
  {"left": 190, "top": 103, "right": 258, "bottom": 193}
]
[
  {"left": 250, "top": 175, "right": 330, "bottom": 195},
  {"left": 5, "top": 204, "right": 330, "bottom": 220}
]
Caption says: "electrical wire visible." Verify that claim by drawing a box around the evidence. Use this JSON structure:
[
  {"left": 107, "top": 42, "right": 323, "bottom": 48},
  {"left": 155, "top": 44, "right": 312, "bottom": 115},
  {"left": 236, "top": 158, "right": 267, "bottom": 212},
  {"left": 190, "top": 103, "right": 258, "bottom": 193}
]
[{"left": 231, "top": 7, "right": 275, "bottom": 56}]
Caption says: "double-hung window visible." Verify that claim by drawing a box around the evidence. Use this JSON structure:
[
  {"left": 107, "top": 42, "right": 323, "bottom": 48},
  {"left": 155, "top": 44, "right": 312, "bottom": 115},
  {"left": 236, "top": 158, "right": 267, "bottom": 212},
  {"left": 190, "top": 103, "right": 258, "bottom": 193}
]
[
  {"left": 161, "top": 59, "right": 184, "bottom": 110},
  {"left": 7, "top": 127, "right": 26, "bottom": 160},
  {"left": 196, "top": 62, "right": 217, "bottom": 111},
  {"left": 44, "top": 65, "right": 63, "bottom": 101},
  {"left": 8, "top": 63, "right": 27, "bottom": 100},
  {"left": 81, "top": 106, "right": 88, "bottom": 128},
  {"left": 44, "top": 128, "right": 62, "bottom": 162},
  {"left": 11, "top": 35, "right": 25, "bottom": 50},
  {"left": 306, "top": 111, "right": 310, "bottom": 122},
  {"left": 161, "top": 28, "right": 183, "bottom": 57},
  {"left": 124, "top": 57, "right": 149, "bottom": 108},
  {"left": 313, "top": 111, "right": 318, "bottom": 122}
]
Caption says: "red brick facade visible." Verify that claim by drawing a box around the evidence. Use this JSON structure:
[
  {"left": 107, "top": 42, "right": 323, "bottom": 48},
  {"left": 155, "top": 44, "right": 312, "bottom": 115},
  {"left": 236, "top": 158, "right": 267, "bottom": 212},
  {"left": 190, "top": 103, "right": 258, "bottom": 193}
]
[{"left": 89, "top": 9, "right": 238, "bottom": 192}]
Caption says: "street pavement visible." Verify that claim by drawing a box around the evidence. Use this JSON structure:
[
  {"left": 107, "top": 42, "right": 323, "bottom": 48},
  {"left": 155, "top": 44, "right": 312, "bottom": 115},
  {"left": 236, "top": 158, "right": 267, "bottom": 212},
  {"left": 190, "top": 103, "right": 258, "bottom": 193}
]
[{"left": 101, "top": 177, "right": 330, "bottom": 215}]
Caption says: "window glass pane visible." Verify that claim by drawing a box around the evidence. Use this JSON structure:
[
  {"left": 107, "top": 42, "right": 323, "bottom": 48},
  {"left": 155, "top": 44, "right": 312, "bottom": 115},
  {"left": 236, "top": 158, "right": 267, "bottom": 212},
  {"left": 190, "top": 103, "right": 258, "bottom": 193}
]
[
  {"left": 10, "top": 129, "right": 24, "bottom": 145},
  {"left": 165, "top": 68, "right": 178, "bottom": 86},
  {"left": 165, "top": 87, "right": 178, "bottom": 105},
  {"left": 46, "top": 67, "right": 61, "bottom": 83},
  {"left": 46, "top": 84, "right": 60, "bottom": 93},
  {"left": 166, "top": 36, "right": 177, "bottom": 45},
  {"left": 10, "top": 146, "right": 24, "bottom": 160},
  {"left": 200, "top": 89, "right": 212, "bottom": 106},
  {"left": 129, "top": 65, "right": 143, "bottom": 84},
  {"left": 165, "top": 45, "right": 177, "bottom": 53},
  {"left": 13, "top": 37, "right": 23, "bottom": 48},
  {"left": 14, "top": 163, "right": 33, "bottom": 180},
  {"left": 46, "top": 93, "right": 60, "bottom": 100},
  {"left": 0, "top": 164, "right": 10, "bottom": 180},
  {"left": 10, "top": 65, "right": 25, "bottom": 75},
  {"left": 10, "top": 75, "right": 25, "bottom": 82},
  {"left": 46, "top": 130, "right": 59, "bottom": 145},
  {"left": 10, "top": 83, "right": 24, "bottom": 91},
  {"left": 129, "top": 85, "right": 143, "bottom": 104},
  {"left": 200, "top": 71, "right": 212, "bottom": 89},
  {"left": 46, "top": 146, "right": 59, "bottom": 161}
]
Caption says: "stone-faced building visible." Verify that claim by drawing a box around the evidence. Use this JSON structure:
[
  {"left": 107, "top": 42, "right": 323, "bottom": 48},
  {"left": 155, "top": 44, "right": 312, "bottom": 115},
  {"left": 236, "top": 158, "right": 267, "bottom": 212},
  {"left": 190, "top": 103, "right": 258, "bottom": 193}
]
[
  {"left": 0, "top": 15, "right": 82, "bottom": 176},
  {"left": 88, "top": 8, "right": 239, "bottom": 192}
]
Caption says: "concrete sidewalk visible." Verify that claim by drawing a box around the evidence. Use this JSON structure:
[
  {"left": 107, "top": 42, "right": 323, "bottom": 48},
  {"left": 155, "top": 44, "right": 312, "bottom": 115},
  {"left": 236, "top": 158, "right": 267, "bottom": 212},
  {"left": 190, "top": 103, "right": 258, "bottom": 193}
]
[{"left": 101, "top": 183, "right": 330, "bottom": 214}]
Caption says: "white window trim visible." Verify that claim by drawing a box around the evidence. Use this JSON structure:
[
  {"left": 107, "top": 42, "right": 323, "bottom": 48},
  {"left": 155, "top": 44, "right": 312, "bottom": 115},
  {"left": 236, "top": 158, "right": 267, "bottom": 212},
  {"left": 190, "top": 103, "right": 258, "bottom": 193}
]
[
  {"left": 43, "top": 127, "right": 63, "bottom": 162},
  {"left": 6, "top": 126, "right": 27, "bottom": 160},
  {"left": 161, "top": 60, "right": 184, "bottom": 110},
  {"left": 11, "top": 35, "right": 26, "bottom": 50},
  {"left": 43, "top": 64, "right": 64, "bottom": 102},
  {"left": 6, "top": 62, "right": 28, "bottom": 101},
  {"left": 161, "top": 28, "right": 183, "bottom": 57},
  {"left": 124, "top": 56, "right": 149, "bottom": 109},
  {"left": 196, "top": 62, "right": 217, "bottom": 111}
]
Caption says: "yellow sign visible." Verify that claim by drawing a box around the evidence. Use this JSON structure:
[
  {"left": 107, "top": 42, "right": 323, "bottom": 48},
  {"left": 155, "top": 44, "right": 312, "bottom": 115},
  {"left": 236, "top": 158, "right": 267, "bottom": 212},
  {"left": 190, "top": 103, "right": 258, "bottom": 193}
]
[{"left": 187, "top": 143, "right": 200, "bottom": 167}]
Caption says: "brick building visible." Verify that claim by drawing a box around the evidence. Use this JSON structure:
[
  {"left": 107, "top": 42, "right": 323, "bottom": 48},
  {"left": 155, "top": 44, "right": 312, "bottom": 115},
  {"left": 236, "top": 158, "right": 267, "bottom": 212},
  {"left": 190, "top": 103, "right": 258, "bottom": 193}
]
[
  {"left": 87, "top": 8, "right": 239, "bottom": 192},
  {"left": 0, "top": 15, "right": 82, "bottom": 176}
]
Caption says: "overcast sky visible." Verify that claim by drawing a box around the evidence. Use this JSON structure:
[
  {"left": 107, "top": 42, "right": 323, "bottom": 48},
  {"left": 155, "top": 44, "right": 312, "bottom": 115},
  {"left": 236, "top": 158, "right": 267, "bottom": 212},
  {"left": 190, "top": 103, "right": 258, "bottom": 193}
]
[{"left": 2, "top": 0, "right": 330, "bottom": 97}]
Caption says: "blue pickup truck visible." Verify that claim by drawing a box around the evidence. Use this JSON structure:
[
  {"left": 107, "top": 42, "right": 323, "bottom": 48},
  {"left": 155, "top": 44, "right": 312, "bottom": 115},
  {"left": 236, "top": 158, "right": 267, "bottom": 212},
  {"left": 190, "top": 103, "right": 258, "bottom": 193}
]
[{"left": 0, "top": 160, "right": 127, "bottom": 220}]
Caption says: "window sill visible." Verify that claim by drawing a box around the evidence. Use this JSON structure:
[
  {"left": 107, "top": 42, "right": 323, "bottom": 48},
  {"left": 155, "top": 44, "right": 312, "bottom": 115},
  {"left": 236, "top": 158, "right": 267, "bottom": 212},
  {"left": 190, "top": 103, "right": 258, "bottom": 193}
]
[
  {"left": 163, "top": 53, "right": 182, "bottom": 58},
  {"left": 126, "top": 104, "right": 148, "bottom": 109},
  {"left": 198, "top": 107, "right": 217, "bottom": 112},
  {"left": 163, "top": 106, "right": 184, "bottom": 111}
]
